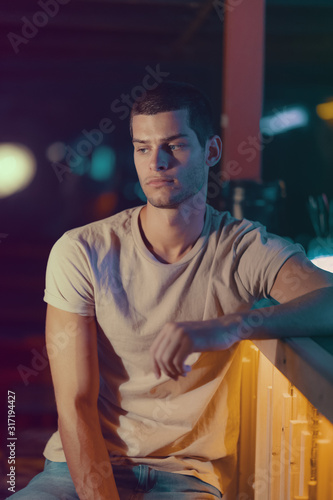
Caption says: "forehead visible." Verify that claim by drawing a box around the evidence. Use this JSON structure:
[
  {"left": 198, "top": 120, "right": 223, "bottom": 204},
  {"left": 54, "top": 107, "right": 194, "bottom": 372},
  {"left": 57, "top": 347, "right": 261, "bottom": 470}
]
[{"left": 132, "top": 109, "right": 196, "bottom": 141}]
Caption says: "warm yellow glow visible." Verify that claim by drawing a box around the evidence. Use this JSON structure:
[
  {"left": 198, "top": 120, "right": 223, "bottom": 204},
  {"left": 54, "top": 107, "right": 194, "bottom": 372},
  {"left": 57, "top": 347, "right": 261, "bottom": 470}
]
[
  {"left": 316, "top": 101, "right": 333, "bottom": 121},
  {"left": 254, "top": 351, "right": 333, "bottom": 499},
  {"left": 0, "top": 143, "right": 36, "bottom": 198}
]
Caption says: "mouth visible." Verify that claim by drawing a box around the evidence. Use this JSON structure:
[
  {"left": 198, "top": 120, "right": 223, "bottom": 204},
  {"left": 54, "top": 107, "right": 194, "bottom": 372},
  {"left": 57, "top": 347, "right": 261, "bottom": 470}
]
[{"left": 146, "top": 178, "right": 174, "bottom": 187}]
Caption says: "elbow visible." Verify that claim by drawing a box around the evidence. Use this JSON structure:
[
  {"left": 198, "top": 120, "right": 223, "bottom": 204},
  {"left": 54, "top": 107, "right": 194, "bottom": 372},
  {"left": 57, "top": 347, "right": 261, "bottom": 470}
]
[{"left": 57, "top": 395, "right": 99, "bottom": 424}]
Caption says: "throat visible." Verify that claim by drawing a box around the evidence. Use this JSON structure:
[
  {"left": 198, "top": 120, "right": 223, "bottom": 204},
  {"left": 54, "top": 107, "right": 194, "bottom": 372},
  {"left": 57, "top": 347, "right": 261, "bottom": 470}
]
[
  {"left": 147, "top": 242, "right": 195, "bottom": 264},
  {"left": 139, "top": 227, "right": 195, "bottom": 264},
  {"left": 138, "top": 204, "right": 206, "bottom": 264}
]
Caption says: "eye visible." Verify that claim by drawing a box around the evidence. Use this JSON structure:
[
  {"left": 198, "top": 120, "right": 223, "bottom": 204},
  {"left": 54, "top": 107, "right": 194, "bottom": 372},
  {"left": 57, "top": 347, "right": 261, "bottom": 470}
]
[
  {"left": 168, "top": 144, "right": 184, "bottom": 151},
  {"left": 136, "top": 148, "right": 148, "bottom": 154}
]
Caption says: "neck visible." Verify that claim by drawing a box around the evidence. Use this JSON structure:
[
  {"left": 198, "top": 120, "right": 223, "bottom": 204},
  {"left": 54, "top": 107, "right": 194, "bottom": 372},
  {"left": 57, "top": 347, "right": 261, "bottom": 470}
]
[{"left": 139, "top": 196, "right": 207, "bottom": 264}]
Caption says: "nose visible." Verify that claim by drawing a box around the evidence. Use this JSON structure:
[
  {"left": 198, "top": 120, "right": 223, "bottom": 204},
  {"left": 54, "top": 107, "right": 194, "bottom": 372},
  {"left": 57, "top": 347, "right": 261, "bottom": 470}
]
[{"left": 149, "top": 147, "right": 169, "bottom": 171}]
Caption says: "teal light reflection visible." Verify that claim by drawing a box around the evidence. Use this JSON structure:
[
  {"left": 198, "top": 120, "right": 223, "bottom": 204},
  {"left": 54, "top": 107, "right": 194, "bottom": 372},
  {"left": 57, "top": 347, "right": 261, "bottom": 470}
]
[{"left": 90, "top": 146, "right": 116, "bottom": 181}]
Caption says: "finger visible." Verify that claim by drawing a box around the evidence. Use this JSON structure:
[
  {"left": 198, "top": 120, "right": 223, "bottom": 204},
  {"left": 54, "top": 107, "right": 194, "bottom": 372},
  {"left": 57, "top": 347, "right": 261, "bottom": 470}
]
[
  {"left": 155, "top": 348, "right": 179, "bottom": 379},
  {"left": 150, "top": 330, "right": 169, "bottom": 378},
  {"left": 151, "top": 329, "right": 176, "bottom": 377},
  {"left": 151, "top": 335, "right": 177, "bottom": 379},
  {"left": 158, "top": 355, "right": 179, "bottom": 380},
  {"left": 158, "top": 338, "right": 188, "bottom": 379},
  {"left": 172, "top": 343, "right": 192, "bottom": 376},
  {"left": 150, "top": 324, "right": 190, "bottom": 380},
  {"left": 150, "top": 322, "right": 174, "bottom": 354}
]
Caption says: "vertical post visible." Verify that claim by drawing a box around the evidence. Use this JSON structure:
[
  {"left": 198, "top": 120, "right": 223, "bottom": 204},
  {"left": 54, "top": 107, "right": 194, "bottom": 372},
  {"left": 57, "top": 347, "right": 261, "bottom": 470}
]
[{"left": 221, "top": 0, "right": 266, "bottom": 181}]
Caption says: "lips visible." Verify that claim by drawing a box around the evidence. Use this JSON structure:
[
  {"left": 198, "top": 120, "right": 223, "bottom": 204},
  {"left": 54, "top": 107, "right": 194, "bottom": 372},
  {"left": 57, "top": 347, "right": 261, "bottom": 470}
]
[{"left": 146, "top": 177, "right": 174, "bottom": 186}]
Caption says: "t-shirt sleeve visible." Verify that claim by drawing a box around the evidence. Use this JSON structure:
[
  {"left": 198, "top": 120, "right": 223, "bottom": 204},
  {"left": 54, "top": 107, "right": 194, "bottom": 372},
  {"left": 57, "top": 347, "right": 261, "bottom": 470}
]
[
  {"left": 43, "top": 233, "right": 95, "bottom": 316},
  {"left": 234, "top": 223, "right": 305, "bottom": 300}
]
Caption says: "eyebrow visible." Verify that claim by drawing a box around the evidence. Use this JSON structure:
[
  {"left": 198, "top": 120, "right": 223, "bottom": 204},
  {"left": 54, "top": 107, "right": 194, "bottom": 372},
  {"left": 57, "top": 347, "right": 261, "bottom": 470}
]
[{"left": 132, "top": 133, "right": 189, "bottom": 144}]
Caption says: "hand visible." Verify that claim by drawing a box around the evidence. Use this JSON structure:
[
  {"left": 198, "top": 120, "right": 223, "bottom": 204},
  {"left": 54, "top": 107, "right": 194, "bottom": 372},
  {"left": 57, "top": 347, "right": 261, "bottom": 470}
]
[
  {"left": 149, "top": 318, "right": 239, "bottom": 380},
  {"left": 149, "top": 321, "right": 194, "bottom": 380}
]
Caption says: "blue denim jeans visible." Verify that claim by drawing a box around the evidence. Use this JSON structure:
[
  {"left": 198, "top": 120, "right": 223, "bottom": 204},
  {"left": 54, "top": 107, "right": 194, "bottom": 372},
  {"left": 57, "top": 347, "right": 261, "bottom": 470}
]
[{"left": 7, "top": 459, "right": 222, "bottom": 499}]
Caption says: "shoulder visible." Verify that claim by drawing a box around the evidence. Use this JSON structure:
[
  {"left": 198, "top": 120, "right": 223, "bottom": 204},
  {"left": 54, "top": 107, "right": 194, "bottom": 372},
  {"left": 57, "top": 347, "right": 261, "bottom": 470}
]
[
  {"left": 60, "top": 206, "right": 142, "bottom": 249},
  {"left": 207, "top": 205, "right": 262, "bottom": 241},
  {"left": 47, "top": 206, "right": 143, "bottom": 269},
  {"left": 207, "top": 205, "right": 304, "bottom": 259}
]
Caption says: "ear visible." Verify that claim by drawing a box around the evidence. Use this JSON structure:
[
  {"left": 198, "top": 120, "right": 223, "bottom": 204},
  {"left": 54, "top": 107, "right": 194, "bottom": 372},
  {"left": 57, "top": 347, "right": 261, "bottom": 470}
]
[{"left": 205, "top": 135, "right": 222, "bottom": 167}]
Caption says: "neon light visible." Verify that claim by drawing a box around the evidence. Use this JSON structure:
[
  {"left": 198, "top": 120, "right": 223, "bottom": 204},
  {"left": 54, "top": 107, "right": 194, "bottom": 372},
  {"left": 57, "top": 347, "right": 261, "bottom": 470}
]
[{"left": 260, "top": 107, "right": 309, "bottom": 136}]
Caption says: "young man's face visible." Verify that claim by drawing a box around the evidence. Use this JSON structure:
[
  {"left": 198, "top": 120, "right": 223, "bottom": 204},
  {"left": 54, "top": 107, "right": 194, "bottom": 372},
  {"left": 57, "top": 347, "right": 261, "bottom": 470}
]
[{"left": 132, "top": 109, "right": 209, "bottom": 209}]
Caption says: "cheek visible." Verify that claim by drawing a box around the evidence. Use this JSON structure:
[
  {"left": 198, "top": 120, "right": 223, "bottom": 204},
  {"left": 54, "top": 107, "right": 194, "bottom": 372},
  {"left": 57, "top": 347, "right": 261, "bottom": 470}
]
[{"left": 186, "top": 154, "right": 206, "bottom": 177}]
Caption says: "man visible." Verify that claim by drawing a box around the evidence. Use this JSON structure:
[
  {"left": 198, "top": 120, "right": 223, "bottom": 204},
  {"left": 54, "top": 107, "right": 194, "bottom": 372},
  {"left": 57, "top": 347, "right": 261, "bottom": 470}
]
[{"left": 9, "top": 81, "right": 333, "bottom": 499}]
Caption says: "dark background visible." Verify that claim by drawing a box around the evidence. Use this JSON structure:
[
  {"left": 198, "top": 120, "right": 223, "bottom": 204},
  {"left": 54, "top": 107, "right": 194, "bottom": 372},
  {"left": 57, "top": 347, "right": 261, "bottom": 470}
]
[{"left": 0, "top": 0, "right": 333, "bottom": 496}]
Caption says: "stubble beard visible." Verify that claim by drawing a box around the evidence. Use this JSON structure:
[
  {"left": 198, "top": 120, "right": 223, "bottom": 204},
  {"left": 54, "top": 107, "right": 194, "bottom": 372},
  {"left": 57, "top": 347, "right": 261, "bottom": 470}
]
[
  {"left": 145, "top": 178, "right": 207, "bottom": 211},
  {"left": 142, "top": 153, "right": 208, "bottom": 210},
  {"left": 146, "top": 188, "right": 193, "bottom": 210}
]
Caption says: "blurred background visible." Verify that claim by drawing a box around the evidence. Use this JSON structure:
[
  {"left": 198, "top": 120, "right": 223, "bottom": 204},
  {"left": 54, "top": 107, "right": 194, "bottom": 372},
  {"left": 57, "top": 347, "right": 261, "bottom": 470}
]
[{"left": 0, "top": 0, "right": 333, "bottom": 496}]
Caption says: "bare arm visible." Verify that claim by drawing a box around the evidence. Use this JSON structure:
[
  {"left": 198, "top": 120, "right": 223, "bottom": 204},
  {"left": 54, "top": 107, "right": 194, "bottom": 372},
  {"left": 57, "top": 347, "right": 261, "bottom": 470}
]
[
  {"left": 46, "top": 304, "right": 120, "bottom": 500},
  {"left": 150, "top": 253, "right": 333, "bottom": 379}
]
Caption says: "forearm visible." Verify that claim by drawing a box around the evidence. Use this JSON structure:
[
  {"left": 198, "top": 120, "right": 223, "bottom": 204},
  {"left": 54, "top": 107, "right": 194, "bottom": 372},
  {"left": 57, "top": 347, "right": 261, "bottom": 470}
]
[
  {"left": 58, "top": 405, "right": 120, "bottom": 500},
  {"left": 217, "top": 286, "right": 333, "bottom": 346},
  {"left": 150, "top": 282, "right": 333, "bottom": 379}
]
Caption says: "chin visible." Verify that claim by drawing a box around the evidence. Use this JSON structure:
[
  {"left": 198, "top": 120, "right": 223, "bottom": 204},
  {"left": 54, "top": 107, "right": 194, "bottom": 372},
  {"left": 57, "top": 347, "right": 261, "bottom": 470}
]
[
  {"left": 148, "top": 191, "right": 198, "bottom": 210},
  {"left": 148, "top": 200, "right": 180, "bottom": 209}
]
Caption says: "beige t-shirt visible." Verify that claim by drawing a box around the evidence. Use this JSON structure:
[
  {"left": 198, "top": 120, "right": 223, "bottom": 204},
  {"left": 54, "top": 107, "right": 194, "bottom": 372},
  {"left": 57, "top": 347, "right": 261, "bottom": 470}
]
[{"left": 43, "top": 204, "right": 304, "bottom": 494}]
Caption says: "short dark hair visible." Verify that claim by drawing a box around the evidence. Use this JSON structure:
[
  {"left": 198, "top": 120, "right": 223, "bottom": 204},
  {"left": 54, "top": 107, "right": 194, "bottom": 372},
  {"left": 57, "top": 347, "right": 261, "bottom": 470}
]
[{"left": 130, "top": 81, "right": 215, "bottom": 148}]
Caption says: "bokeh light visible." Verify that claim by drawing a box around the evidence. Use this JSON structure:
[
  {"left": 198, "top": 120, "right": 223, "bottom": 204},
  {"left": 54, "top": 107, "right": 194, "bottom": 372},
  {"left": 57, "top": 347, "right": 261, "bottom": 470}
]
[
  {"left": 0, "top": 143, "right": 37, "bottom": 198},
  {"left": 316, "top": 100, "right": 333, "bottom": 121},
  {"left": 90, "top": 146, "right": 116, "bottom": 181},
  {"left": 260, "top": 106, "right": 309, "bottom": 136},
  {"left": 46, "top": 141, "right": 67, "bottom": 162}
]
